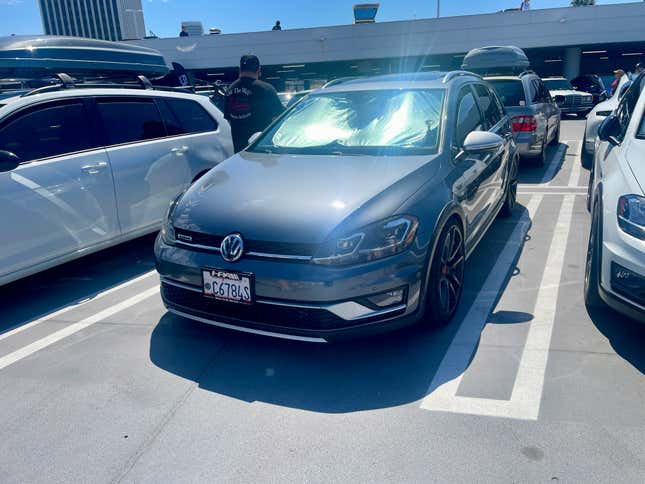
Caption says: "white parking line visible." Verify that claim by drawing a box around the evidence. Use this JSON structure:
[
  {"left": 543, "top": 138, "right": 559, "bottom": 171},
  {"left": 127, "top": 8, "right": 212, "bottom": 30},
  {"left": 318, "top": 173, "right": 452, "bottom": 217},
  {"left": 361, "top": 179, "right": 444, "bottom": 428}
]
[
  {"left": 420, "top": 195, "right": 576, "bottom": 420},
  {"left": 0, "top": 271, "right": 156, "bottom": 342},
  {"left": 566, "top": 140, "right": 583, "bottom": 188},
  {"left": 0, "top": 286, "right": 159, "bottom": 371},
  {"left": 419, "top": 195, "right": 542, "bottom": 414}
]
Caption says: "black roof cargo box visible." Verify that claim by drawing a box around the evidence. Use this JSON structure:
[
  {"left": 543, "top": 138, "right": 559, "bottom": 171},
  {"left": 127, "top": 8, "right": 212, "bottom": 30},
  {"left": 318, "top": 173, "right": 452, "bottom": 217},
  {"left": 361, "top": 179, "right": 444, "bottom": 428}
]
[{"left": 461, "top": 45, "right": 530, "bottom": 75}]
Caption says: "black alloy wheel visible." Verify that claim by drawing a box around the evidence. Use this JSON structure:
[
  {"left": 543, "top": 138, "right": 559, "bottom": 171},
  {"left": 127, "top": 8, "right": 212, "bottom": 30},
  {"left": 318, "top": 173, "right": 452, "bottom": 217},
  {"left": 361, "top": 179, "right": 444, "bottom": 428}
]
[
  {"left": 500, "top": 155, "right": 519, "bottom": 218},
  {"left": 426, "top": 220, "right": 465, "bottom": 327},
  {"left": 584, "top": 203, "right": 604, "bottom": 308}
]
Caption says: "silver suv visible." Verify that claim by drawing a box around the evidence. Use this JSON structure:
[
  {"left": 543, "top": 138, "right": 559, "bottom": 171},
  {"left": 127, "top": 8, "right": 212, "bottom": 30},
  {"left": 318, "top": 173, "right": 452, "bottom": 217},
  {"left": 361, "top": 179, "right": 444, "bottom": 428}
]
[{"left": 487, "top": 72, "right": 561, "bottom": 165}]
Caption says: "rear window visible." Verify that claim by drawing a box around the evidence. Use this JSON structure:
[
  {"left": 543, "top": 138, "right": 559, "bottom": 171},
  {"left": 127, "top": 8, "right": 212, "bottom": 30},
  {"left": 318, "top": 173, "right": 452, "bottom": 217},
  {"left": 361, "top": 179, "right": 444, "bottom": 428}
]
[
  {"left": 487, "top": 80, "right": 525, "bottom": 107},
  {"left": 163, "top": 98, "right": 218, "bottom": 135},
  {"left": 96, "top": 97, "right": 166, "bottom": 146}
]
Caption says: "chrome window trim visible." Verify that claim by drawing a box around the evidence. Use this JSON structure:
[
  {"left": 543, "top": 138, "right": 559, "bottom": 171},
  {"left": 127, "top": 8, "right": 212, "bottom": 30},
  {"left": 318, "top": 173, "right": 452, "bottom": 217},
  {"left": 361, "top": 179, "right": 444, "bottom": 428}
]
[{"left": 174, "top": 240, "right": 312, "bottom": 261}]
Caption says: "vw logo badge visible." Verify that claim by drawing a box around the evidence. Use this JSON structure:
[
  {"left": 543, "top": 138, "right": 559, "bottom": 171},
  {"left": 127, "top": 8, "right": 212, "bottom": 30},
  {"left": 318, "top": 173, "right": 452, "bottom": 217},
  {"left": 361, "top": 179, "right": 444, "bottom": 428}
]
[{"left": 220, "top": 233, "right": 244, "bottom": 262}]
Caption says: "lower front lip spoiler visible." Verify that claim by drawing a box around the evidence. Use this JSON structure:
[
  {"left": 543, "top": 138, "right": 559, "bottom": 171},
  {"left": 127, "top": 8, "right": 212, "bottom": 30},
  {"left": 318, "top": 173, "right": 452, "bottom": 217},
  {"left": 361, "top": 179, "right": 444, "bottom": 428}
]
[{"left": 168, "top": 308, "right": 329, "bottom": 343}]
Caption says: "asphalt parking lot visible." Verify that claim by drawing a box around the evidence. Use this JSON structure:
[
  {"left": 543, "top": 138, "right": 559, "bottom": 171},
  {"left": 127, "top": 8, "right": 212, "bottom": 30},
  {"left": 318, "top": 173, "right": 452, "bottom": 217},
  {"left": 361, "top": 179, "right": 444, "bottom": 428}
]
[{"left": 0, "top": 119, "right": 643, "bottom": 483}]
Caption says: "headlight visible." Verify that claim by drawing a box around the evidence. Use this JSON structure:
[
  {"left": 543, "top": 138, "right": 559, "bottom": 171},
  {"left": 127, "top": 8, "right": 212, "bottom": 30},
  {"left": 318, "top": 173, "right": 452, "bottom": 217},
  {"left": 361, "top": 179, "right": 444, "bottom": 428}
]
[
  {"left": 161, "top": 193, "right": 183, "bottom": 245},
  {"left": 313, "top": 215, "right": 419, "bottom": 266},
  {"left": 617, "top": 195, "right": 645, "bottom": 240}
]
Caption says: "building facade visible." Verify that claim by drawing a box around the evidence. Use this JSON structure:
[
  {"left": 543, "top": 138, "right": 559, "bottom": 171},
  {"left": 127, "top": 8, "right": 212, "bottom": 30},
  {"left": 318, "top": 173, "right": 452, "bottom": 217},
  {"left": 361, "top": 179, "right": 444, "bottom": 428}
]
[
  {"left": 130, "top": 2, "right": 645, "bottom": 90},
  {"left": 181, "top": 21, "right": 204, "bottom": 37},
  {"left": 38, "top": 0, "right": 146, "bottom": 41}
]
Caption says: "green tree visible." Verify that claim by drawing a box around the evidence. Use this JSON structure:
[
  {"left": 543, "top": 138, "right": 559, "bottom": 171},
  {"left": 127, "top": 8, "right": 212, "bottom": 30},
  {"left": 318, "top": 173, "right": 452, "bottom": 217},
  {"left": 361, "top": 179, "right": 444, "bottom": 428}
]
[{"left": 571, "top": 0, "right": 596, "bottom": 6}]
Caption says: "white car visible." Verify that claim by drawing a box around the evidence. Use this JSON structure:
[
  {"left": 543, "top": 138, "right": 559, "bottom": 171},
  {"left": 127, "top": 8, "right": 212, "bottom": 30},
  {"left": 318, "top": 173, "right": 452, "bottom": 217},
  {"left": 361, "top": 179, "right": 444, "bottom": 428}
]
[
  {"left": 0, "top": 83, "right": 233, "bottom": 286},
  {"left": 581, "top": 74, "right": 631, "bottom": 168},
  {"left": 543, "top": 77, "right": 594, "bottom": 118},
  {"left": 585, "top": 72, "right": 645, "bottom": 323}
]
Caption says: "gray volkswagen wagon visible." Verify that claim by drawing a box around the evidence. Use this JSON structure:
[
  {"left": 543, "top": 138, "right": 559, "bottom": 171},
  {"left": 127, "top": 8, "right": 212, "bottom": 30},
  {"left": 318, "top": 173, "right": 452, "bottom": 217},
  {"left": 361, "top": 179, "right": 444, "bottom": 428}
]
[{"left": 155, "top": 71, "right": 519, "bottom": 342}]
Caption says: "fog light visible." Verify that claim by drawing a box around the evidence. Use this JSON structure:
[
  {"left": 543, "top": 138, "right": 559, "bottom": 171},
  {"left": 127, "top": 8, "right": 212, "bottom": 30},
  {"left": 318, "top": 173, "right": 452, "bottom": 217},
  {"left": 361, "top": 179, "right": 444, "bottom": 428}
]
[
  {"left": 366, "top": 287, "right": 406, "bottom": 308},
  {"left": 611, "top": 262, "right": 645, "bottom": 306}
]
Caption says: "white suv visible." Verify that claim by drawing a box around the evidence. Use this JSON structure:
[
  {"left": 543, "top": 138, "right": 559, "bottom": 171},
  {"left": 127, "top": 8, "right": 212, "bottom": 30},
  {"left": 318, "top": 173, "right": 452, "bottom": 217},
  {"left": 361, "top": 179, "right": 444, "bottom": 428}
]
[
  {"left": 585, "top": 73, "right": 645, "bottom": 323},
  {"left": 0, "top": 82, "right": 233, "bottom": 286}
]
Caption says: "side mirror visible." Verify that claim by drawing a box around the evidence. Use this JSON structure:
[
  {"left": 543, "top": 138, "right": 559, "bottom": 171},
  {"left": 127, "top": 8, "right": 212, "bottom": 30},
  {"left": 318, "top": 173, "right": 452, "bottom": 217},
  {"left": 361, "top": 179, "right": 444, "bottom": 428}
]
[
  {"left": 248, "top": 132, "right": 262, "bottom": 146},
  {"left": 462, "top": 131, "right": 504, "bottom": 155},
  {"left": 598, "top": 115, "right": 620, "bottom": 145},
  {"left": 554, "top": 95, "right": 565, "bottom": 104},
  {"left": 0, "top": 150, "right": 20, "bottom": 173}
]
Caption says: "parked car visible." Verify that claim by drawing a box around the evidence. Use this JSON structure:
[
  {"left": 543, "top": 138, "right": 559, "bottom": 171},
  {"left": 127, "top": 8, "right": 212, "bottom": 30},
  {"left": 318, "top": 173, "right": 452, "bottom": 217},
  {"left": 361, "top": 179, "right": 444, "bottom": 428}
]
[
  {"left": 0, "top": 82, "right": 233, "bottom": 286},
  {"left": 585, "top": 72, "right": 645, "bottom": 323},
  {"left": 543, "top": 77, "right": 594, "bottom": 118},
  {"left": 487, "top": 71, "right": 561, "bottom": 165},
  {"left": 155, "top": 71, "right": 519, "bottom": 342},
  {"left": 581, "top": 74, "right": 631, "bottom": 168},
  {"left": 572, "top": 74, "right": 608, "bottom": 106}
]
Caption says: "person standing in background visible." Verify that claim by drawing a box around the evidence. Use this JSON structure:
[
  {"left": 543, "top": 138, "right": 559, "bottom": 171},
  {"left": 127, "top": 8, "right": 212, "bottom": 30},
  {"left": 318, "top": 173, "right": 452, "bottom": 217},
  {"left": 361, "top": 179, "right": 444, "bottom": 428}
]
[
  {"left": 272, "top": 20, "right": 282, "bottom": 31},
  {"left": 179, "top": 26, "right": 189, "bottom": 37},
  {"left": 520, "top": 0, "right": 531, "bottom": 11},
  {"left": 610, "top": 69, "right": 625, "bottom": 96},
  {"left": 225, "top": 55, "right": 284, "bottom": 153}
]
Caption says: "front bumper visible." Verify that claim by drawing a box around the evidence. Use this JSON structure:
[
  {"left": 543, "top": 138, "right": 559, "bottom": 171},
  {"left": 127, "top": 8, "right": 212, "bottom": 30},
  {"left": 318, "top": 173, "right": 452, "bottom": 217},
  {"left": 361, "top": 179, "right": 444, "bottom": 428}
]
[
  {"left": 155, "top": 235, "right": 427, "bottom": 341},
  {"left": 600, "top": 231, "right": 645, "bottom": 324},
  {"left": 558, "top": 104, "right": 593, "bottom": 114}
]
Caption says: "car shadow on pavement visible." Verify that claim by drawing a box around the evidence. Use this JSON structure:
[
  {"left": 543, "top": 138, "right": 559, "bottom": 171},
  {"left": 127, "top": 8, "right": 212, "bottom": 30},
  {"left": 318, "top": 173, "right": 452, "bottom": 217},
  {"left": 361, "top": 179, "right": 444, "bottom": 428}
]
[
  {"left": 517, "top": 141, "right": 568, "bottom": 185},
  {"left": 0, "top": 233, "right": 157, "bottom": 334},
  {"left": 587, "top": 306, "right": 645, "bottom": 375},
  {"left": 148, "top": 203, "right": 535, "bottom": 413}
]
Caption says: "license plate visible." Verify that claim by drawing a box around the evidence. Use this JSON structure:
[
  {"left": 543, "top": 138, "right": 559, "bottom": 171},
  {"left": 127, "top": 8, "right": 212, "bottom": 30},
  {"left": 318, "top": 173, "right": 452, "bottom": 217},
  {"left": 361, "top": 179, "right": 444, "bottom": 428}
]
[{"left": 202, "top": 269, "right": 254, "bottom": 304}]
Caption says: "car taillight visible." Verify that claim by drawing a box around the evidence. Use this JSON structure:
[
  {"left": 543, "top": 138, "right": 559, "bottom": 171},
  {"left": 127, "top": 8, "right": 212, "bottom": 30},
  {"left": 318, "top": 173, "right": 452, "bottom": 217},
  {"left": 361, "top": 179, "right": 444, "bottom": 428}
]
[{"left": 511, "top": 115, "right": 537, "bottom": 132}]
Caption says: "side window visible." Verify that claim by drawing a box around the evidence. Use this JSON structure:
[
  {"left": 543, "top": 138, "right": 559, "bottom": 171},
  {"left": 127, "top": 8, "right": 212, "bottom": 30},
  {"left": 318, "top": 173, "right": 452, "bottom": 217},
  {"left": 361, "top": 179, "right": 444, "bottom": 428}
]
[
  {"left": 537, "top": 80, "right": 550, "bottom": 103},
  {"left": 474, "top": 84, "right": 501, "bottom": 128},
  {"left": 165, "top": 98, "right": 218, "bottom": 134},
  {"left": 527, "top": 80, "right": 538, "bottom": 104},
  {"left": 0, "top": 100, "right": 94, "bottom": 162},
  {"left": 489, "top": 87, "right": 506, "bottom": 119},
  {"left": 455, "top": 86, "right": 484, "bottom": 147},
  {"left": 615, "top": 98, "right": 633, "bottom": 142},
  {"left": 96, "top": 97, "right": 166, "bottom": 146}
]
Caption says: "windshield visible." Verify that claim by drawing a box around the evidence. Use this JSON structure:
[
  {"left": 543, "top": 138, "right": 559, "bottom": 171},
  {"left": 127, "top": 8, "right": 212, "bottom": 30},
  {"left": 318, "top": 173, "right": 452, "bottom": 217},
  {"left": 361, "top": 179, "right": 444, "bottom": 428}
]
[
  {"left": 488, "top": 80, "right": 525, "bottom": 107},
  {"left": 249, "top": 89, "right": 445, "bottom": 156},
  {"left": 543, "top": 79, "right": 573, "bottom": 91}
]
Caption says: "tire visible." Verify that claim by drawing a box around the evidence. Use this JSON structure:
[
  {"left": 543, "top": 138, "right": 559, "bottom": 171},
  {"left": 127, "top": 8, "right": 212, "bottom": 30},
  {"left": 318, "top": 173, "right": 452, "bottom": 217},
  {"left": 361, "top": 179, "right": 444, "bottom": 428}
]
[
  {"left": 499, "top": 155, "right": 518, "bottom": 218},
  {"left": 425, "top": 220, "right": 466, "bottom": 328},
  {"left": 586, "top": 167, "right": 593, "bottom": 212},
  {"left": 549, "top": 123, "right": 560, "bottom": 146},
  {"left": 584, "top": 203, "right": 604, "bottom": 308},
  {"left": 581, "top": 147, "right": 592, "bottom": 169}
]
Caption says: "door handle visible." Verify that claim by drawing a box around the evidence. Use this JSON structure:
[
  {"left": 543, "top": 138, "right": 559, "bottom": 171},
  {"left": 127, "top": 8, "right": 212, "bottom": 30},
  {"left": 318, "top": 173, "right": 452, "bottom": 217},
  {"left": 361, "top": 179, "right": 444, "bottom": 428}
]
[{"left": 80, "top": 161, "right": 108, "bottom": 175}]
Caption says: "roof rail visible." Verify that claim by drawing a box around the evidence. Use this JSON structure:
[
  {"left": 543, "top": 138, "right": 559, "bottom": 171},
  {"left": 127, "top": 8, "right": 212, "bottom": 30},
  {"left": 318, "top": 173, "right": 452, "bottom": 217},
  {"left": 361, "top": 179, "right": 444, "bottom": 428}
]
[
  {"left": 21, "top": 73, "right": 194, "bottom": 98},
  {"left": 519, "top": 70, "right": 536, "bottom": 77},
  {"left": 443, "top": 70, "right": 482, "bottom": 83}
]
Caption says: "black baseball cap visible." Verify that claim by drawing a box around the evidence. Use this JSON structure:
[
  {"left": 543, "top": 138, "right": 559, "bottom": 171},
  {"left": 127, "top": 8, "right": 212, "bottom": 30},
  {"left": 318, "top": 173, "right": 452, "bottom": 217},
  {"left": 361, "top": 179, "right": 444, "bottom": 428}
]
[{"left": 240, "top": 54, "right": 260, "bottom": 72}]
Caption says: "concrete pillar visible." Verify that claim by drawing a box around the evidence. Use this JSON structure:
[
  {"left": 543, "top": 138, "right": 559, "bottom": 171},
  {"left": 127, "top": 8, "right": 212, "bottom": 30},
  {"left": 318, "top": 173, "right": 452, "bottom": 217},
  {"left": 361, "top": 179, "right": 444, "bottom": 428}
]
[{"left": 563, "top": 47, "right": 581, "bottom": 79}]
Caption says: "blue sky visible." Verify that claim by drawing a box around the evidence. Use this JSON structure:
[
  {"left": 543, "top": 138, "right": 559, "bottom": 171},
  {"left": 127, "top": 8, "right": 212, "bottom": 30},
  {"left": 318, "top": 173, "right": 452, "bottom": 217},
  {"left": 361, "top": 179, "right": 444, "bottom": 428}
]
[{"left": 0, "top": 0, "right": 630, "bottom": 38}]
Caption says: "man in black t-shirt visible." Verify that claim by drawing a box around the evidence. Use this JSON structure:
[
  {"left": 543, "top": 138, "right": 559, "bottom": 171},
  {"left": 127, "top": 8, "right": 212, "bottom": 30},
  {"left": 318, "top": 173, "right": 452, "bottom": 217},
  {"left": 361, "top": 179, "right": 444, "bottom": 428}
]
[{"left": 225, "top": 55, "right": 284, "bottom": 152}]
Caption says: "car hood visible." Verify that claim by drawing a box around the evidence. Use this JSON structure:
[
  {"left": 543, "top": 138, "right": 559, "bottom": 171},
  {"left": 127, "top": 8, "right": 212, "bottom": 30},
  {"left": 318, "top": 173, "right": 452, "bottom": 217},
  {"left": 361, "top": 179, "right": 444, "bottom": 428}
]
[
  {"left": 550, "top": 89, "right": 586, "bottom": 97},
  {"left": 172, "top": 151, "right": 439, "bottom": 244},
  {"left": 591, "top": 97, "right": 618, "bottom": 115}
]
